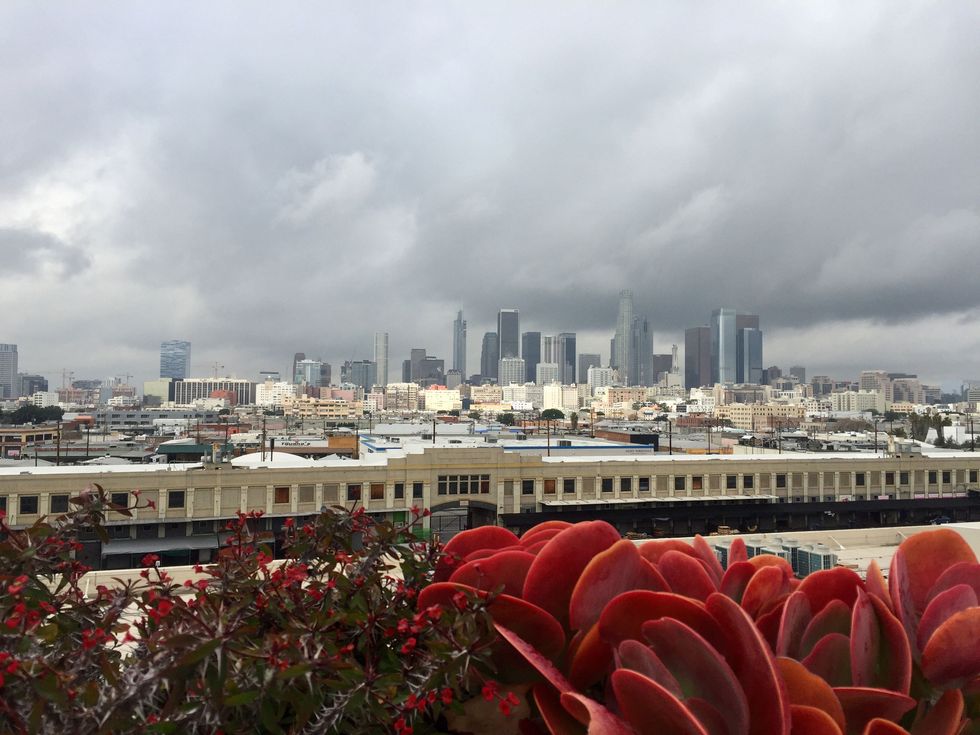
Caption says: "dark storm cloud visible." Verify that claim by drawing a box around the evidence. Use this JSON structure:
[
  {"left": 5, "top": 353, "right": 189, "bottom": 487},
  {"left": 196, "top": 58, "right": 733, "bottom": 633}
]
[{"left": 0, "top": 1, "right": 978, "bottom": 387}]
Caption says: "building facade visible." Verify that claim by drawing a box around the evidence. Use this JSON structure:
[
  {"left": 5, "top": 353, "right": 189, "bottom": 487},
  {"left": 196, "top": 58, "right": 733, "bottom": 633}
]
[
  {"left": 556, "top": 332, "right": 577, "bottom": 385},
  {"left": 521, "top": 331, "right": 541, "bottom": 384},
  {"left": 497, "top": 309, "right": 519, "bottom": 360},
  {"left": 159, "top": 340, "right": 191, "bottom": 381},
  {"left": 452, "top": 311, "right": 466, "bottom": 377},
  {"left": 374, "top": 332, "right": 389, "bottom": 387}
]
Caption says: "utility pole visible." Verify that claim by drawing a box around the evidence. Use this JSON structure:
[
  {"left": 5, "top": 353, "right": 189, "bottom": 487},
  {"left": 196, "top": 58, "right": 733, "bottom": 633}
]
[
  {"left": 261, "top": 416, "right": 267, "bottom": 461},
  {"left": 56, "top": 419, "right": 61, "bottom": 466}
]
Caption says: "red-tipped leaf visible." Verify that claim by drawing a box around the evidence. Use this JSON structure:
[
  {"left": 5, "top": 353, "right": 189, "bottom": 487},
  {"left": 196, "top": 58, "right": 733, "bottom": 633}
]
[
  {"left": 790, "top": 705, "right": 844, "bottom": 735},
  {"left": 609, "top": 669, "right": 710, "bottom": 735},
  {"left": 449, "top": 550, "right": 536, "bottom": 597},
  {"left": 920, "top": 607, "right": 980, "bottom": 689},
  {"left": 908, "top": 688, "right": 963, "bottom": 735},
  {"left": 560, "top": 691, "right": 638, "bottom": 735},
  {"left": 777, "top": 591, "right": 813, "bottom": 659},
  {"left": 833, "top": 688, "right": 915, "bottom": 735},
  {"left": 599, "top": 590, "right": 722, "bottom": 651},
  {"left": 916, "top": 583, "right": 978, "bottom": 653},
  {"left": 721, "top": 561, "right": 757, "bottom": 604},
  {"left": 435, "top": 526, "right": 520, "bottom": 581},
  {"left": 801, "top": 600, "right": 854, "bottom": 657},
  {"left": 799, "top": 567, "right": 865, "bottom": 615},
  {"left": 658, "top": 550, "right": 718, "bottom": 601},
  {"left": 777, "top": 657, "right": 846, "bottom": 732},
  {"left": 523, "top": 521, "right": 622, "bottom": 628},
  {"left": 705, "top": 592, "right": 791, "bottom": 735},
  {"left": 569, "top": 540, "right": 668, "bottom": 631},
  {"left": 849, "top": 590, "right": 912, "bottom": 694},
  {"left": 802, "top": 633, "right": 853, "bottom": 687}
]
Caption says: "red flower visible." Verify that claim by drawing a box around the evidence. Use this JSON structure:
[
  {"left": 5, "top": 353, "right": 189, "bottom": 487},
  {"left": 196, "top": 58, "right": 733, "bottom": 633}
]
[
  {"left": 141, "top": 554, "right": 159, "bottom": 568},
  {"left": 440, "top": 688, "right": 453, "bottom": 705},
  {"left": 146, "top": 499, "right": 156, "bottom": 509}
]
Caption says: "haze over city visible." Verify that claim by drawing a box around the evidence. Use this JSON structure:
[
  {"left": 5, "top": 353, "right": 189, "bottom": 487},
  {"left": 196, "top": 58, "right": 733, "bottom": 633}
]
[{"left": 1, "top": 2, "right": 978, "bottom": 389}]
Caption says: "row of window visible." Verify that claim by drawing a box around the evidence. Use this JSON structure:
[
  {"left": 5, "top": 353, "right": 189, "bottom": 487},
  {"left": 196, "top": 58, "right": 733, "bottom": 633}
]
[
  {"left": 347, "top": 482, "right": 424, "bottom": 502},
  {"left": 437, "top": 475, "right": 491, "bottom": 496}
]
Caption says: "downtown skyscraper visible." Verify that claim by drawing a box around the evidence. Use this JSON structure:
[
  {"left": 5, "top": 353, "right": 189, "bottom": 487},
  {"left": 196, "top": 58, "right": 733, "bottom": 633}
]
[
  {"left": 497, "top": 309, "right": 519, "bottom": 360},
  {"left": 374, "top": 332, "right": 389, "bottom": 386},
  {"left": 0, "top": 343, "right": 17, "bottom": 398},
  {"left": 452, "top": 310, "right": 466, "bottom": 376},
  {"left": 160, "top": 340, "right": 191, "bottom": 380},
  {"left": 610, "top": 290, "right": 654, "bottom": 386}
]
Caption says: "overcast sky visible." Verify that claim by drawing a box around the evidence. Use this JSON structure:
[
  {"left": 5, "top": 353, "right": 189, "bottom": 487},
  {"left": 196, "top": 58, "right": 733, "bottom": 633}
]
[{"left": 2, "top": 2, "right": 978, "bottom": 390}]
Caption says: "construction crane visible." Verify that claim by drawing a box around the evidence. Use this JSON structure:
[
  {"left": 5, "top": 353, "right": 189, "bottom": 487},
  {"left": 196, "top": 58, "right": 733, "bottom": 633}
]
[{"left": 212, "top": 362, "right": 224, "bottom": 379}]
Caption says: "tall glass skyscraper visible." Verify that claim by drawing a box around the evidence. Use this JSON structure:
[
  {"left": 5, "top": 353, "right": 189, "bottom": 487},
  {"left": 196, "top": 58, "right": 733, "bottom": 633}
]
[
  {"left": 374, "top": 332, "right": 389, "bottom": 386},
  {"left": 497, "top": 309, "right": 519, "bottom": 359},
  {"left": 521, "top": 331, "right": 541, "bottom": 383},
  {"left": 0, "top": 343, "right": 17, "bottom": 398},
  {"left": 556, "top": 332, "right": 576, "bottom": 385},
  {"left": 452, "top": 311, "right": 466, "bottom": 376},
  {"left": 160, "top": 340, "right": 191, "bottom": 380},
  {"left": 711, "top": 309, "right": 737, "bottom": 384}
]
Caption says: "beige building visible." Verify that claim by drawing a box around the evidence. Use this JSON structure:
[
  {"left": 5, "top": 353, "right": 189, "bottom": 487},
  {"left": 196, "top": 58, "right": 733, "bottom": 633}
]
[
  {"left": 715, "top": 403, "right": 806, "bottom": 431},
  {"left": 281, "top": 395, "right": 362, "bottom": 420}
]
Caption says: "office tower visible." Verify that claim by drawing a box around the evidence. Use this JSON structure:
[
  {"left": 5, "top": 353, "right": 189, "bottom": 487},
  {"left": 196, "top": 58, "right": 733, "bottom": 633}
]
[
  {"left": 294, "top": 359, "right": 324, "bottom": 386},
  {"left": 536, "top": 363, "right": 560, "bottom": 385},
  {"left": 445, "top": 369, "right": 463, "bottom": 390},
  {"left": 159, "top": 340, "right": 191, "bottom": 380},
  {"left": 789, "top": 366, "right": 806, "bottom": 383},
  {"left": 578, "top": 353, "right": 601, "bottom": 382},
  {"left": 612, "top": 289, "right": 633, "bottom": 378},
  {"left": 736, "top": 313, "right": 760, "bottom": 331},
  {"left": 374, "top": 332, "right": 389, "bottom": 386},
  {"left": 452, "top": 310, "right": 467, "bottom": 377},
  {"left": 319, "top": 363, "right": 332, "bottom": 387},
  {"left": 0, "top": 344, "right": 17, "bottom": 398},
  {"left": 291, "top": 352, "right": 306, "bottom": 384},
  {"left": 521, "top": 331, "right": 541, "bottom": 383},
  {"left": 632, "top": 316, "right": 654, "bottom": 386},
  {"left": 498, "top": 357, "right": 526, "bottom": 386},
  {"left": 588, "top": 366, "right": 616, "bottom": 391},
  {"left": 542, "top": 335, "right": 556, "bottom": 364},
  {"left": 18, "top": 373, "right": 47, "bottom": 397},
  {"left": 344, "top": 360, "right": 377, "bottom": 393},
  {"left": 258, "top": 370, "right": 281, "bottom": 383},
  {"left": 711, "top": 308, "right": 737, "bottom": 384},
  {"left": 736, "top": 328, "right": 763, "bottom": 384},
  {"left": 481, "top": 332, "right": 499, "bottom": 381},
  {"left": 556, "top": 332, "right": 576, "bottom": 384},
  {"left": 402, "top": 348, "right": 444, "bottom": 387},
  {"left": 652, "top": 354, "right": 674, "bottom": 383},
  {"left": 684, "top": 327, "right": 711, "bottom": 389},
  {"left": 452, "top": 311, "right": 467, "bottom": 377},
  {"left": 497, "top": 309, "right": 519, "bottom": 359}
]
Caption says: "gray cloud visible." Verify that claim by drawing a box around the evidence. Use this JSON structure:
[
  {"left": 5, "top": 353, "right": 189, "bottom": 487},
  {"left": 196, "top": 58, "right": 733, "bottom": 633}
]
[{"left": 0, "top": 2, "right": 978, "bottom": 389}]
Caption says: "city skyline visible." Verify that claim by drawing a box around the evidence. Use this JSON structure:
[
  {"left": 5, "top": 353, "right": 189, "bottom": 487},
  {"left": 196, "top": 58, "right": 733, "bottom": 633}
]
[{"left": 1, "top": 4, "right": 978, "bottom": 389}]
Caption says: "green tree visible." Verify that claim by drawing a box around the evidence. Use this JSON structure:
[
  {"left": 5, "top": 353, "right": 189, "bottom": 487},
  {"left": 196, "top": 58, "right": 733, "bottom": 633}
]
[
  {"left": 467, "top": 410, "right": 481, "bottom": 420},
  {"left": 541, "top": 409, "right": 565, "bottom": 421},
  {"left": 569, "top": 412, "right": 579, "bottom": 430},
  {"left": 498, "top": 412, "right": 516, "bottom": 426}
]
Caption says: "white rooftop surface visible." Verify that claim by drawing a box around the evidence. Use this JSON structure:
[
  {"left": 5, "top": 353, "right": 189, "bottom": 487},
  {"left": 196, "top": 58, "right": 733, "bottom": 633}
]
[
  {"left": 230, "top": 452, "right": 317, "bottom": 468},
  {"left": 0, "top": 462, "right": 204, "bottom": 477},
  {"left": 654, "top": 522, "right": 980, "bottom": 578}
]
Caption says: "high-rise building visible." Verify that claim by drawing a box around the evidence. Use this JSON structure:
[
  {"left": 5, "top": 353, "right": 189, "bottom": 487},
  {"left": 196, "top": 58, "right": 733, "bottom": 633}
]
[
  {"left": 631, "top": 316, "right": 654, "bottom": 386},
  {"left": 0, "top": 344, "right": 18, "bottom": 398},
  {"left": 542, "top": 335, "right": 556, "bottom": 364},
  {"left": 497, "top": 309, "right": 519, "bottom": 359},
  {"left": 294, "top": 359, "right": 324, "bottom": 387},
  {"left": 684, "top": 327, "right": 711, "bottom": 389},
  {"left": 498, "top": 357, "right": 525, "bottom": 386},
  {"left": 711, "top": 308, "right": 737, "bottom": 384},
  {"left": 556, "top": 332, "right": 576, "bottom": 385},
  {"left": 736, "top": 328, "right": 763, "bottom": 384},
  {"left": 480, "top": 333, "right": 499, "bottom": 382},
  {"left": 319, "top": 363, "right": 332, "bottom": 387},
  {"left": 652, "top": 354, "right": 674, "bottom": 383},
  {"left": 521, "top": 331, "right": 541, "bottom": 383},
  {"left": 612, "top": 290, "right": 633, "bottom": 378},
  {"left": 578, "top": 354, "right": 601, "bottom": 381},
  {"left": 159, "top": 340, "right": 191, "bottom": 380},
  {"left": 588, "top": 366, "right": 616, "bottom": 391},
  {"left": 452, "top": 311, "right": 466, "bottom": 377},
  {"left": 291, "top": 353, "right": 306, "bottom": 384},
  {"left": 789, "top": 366, "right": 807, "bottom": 383},
  {"left": 536, "top": 363, "right": 560, "bottom": 385},
  {"left": 374, "top": 332, "right": 389, "bottom": 386},
  {"left": 18, "top": 373, "right": 47, "bottom": 397},
  {"left": 401, "top": 349, "right": 444, "bottom": 387},
  {"left": 343, "top": 360, "right": 377, "bottom": 392}
]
